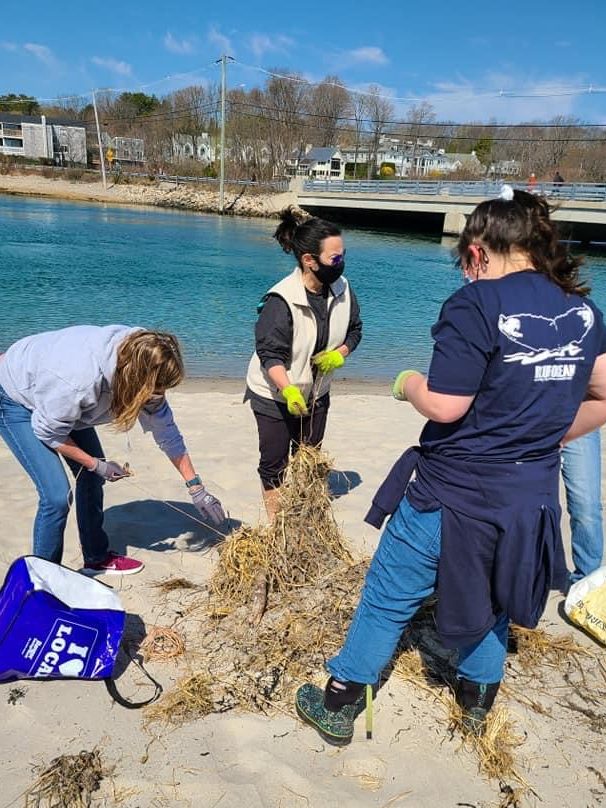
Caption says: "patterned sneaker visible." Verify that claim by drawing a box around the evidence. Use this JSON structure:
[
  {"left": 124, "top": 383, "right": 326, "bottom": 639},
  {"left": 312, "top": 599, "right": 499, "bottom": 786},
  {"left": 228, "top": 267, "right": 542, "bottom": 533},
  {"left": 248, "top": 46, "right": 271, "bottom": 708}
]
[
  {"left": 295, "top": 683, "right": 363, "bottom": 746},
  {"left": 81, "top": 552, "right": 144, "bottom": 576}
]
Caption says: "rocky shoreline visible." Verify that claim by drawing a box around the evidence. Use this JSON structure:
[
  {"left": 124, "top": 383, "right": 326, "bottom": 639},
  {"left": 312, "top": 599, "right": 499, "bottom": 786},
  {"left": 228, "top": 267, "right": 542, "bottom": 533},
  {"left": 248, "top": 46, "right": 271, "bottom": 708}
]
[{"left": 0, "top": 173, "right": 298, "bottom": 219}]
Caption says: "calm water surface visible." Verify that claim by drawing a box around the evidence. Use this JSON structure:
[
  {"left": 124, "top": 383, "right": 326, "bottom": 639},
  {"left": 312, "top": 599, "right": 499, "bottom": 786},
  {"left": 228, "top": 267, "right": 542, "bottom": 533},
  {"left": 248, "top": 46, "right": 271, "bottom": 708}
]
[{"left": 1, "top": 195, "right": 605, "bottom": 379}]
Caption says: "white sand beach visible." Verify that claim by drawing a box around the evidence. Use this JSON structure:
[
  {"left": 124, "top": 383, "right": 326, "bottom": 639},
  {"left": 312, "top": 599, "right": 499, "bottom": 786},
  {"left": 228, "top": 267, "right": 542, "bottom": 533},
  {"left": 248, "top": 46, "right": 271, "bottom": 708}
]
[{"left": 0, "top": 384, "right": 604, "bottom": 808}]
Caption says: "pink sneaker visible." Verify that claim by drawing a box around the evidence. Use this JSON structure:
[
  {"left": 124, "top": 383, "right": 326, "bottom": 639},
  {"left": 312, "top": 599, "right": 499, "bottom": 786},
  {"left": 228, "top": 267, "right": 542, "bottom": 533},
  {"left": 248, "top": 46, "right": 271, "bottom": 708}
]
[{"left": 81, "top": 552, "right": 144, "bottom": 576}]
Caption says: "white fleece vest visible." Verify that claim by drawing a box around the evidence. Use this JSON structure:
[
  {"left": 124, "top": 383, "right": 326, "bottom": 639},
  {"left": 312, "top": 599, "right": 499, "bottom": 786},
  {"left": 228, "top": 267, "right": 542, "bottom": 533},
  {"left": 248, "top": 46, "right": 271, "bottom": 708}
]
[{"left": 246, "top": 267, "right": 352, "bottom": 404}]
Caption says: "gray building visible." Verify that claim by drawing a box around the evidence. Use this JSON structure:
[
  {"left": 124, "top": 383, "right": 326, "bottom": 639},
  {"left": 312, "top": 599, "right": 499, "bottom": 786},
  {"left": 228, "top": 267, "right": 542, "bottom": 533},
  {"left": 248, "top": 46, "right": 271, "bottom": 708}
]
[
  {"left": 101, "top": 133, "right": 145, "bottom": 165},
  {"left": 0, "top": 113, "right": 87, "bottom": 165}
]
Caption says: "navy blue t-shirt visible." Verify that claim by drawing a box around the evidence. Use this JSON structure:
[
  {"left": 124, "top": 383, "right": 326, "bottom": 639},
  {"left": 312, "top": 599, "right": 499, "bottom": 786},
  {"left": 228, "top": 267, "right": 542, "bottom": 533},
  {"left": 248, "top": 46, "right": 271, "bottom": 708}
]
[{"left": 421, "top": 271, "right": 606, "bottom": 460}]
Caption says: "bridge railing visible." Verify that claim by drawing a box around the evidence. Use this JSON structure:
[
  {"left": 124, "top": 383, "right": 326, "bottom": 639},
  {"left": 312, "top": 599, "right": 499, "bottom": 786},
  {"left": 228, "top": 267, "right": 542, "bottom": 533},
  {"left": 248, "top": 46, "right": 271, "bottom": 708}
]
[{"left": 301, "top": 179, "right": 606, "bottom": 202}]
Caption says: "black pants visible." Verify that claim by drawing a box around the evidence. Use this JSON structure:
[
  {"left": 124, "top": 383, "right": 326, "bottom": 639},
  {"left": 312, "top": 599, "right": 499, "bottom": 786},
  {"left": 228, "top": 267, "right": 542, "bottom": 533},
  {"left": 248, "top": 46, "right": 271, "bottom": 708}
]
[{"left": 254, "top": 407, "right": 329, "bottom": 490}]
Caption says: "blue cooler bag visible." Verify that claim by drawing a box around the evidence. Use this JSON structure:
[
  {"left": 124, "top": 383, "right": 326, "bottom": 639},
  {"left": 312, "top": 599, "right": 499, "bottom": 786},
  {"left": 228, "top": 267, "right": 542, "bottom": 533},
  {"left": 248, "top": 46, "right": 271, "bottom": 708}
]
[{"left": 0, "top": 556, "right": 125, "bottom": 681}]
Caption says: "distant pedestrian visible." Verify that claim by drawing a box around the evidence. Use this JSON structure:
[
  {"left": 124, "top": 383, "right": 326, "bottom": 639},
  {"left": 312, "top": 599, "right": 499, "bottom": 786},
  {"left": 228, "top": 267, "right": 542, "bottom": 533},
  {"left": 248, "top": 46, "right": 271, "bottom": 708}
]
[
  {"left": 528, "top": 172, "right": 538, "bottom": 191},
  {"left": 552, "top": 171, "right": 565, "bottom": 196}
]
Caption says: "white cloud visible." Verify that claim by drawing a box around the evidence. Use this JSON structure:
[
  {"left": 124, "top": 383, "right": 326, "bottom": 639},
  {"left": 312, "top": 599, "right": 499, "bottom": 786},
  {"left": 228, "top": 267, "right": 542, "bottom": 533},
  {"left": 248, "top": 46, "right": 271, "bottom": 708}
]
[
  {"left": 91, "top": 56, "right": 132, "bottom": 76},
  {"left": 208, "top": 25, "right": 234, "bottom": 56},
  {"left": 23, "top": 43, "right": 56, "bottom": 66},
  {"left": 164, "top": 31, "right": 195, "bottom": 55},
  {"left": 249, "top": 33, "right": 294, "bottom": 59},
  {"left": 420, "top": 74, "right": 582, "bottom": 123},
  {"left": 325, "top": 46, "right": 389, "bottom": 73},
  {"left": 1, "top": 41, "right": 18, "bottom": 52},
  {"left": 344, "top": 46, "right": 388, "bottom": 66}
]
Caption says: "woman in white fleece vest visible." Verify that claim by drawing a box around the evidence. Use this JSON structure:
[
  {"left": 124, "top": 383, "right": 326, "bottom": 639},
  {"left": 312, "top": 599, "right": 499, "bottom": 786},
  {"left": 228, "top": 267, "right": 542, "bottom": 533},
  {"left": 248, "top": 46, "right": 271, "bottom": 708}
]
[{"left": 245, "top": 207, "right": 362, "bottom": 521}]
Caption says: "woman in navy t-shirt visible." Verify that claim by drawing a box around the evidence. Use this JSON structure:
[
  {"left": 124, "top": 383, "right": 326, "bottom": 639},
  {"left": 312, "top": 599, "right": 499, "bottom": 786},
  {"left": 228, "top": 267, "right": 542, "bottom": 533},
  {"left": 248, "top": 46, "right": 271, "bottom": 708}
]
[{"left": 295, "top": 187, "right": 606, "bottom": 745}]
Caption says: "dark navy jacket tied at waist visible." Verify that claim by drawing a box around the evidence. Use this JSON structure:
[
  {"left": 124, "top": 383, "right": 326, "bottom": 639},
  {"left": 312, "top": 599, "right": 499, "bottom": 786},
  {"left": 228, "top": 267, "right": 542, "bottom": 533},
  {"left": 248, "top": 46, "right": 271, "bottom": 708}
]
[{"left": 365, "top": 447, "right": 567, "bottom": 649}]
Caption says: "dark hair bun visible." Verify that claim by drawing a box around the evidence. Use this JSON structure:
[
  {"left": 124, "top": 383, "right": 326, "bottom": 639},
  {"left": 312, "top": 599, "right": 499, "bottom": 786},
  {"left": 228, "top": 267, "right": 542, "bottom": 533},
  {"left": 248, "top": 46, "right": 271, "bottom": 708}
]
[{"left": 273, "top": 206, "right": 307, "bottom": 254}]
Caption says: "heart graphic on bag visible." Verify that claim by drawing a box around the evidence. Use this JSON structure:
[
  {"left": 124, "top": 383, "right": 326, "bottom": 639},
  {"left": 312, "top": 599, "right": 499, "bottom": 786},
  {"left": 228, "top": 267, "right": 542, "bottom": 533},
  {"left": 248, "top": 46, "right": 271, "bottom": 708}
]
[
  {"left": 0, "top": 556, "right": 125, "bottom": 682},
  {"left": 58, "top": 659, "right": 85, "bottom": 677}
]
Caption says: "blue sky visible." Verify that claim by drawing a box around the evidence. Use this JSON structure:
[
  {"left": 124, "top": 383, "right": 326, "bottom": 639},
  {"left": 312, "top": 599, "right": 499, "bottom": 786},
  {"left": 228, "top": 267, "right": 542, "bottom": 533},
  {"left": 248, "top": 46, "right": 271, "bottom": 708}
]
[{"left": 2, "top": 0, "right": 605, "bottom": 123}]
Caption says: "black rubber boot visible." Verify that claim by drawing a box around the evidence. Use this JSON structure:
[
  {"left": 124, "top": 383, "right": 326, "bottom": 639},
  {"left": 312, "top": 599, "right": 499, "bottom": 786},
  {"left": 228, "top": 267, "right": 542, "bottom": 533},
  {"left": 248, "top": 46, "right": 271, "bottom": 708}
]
[
  {"left": 295, "top": 679, "right": 365, "bottom": 746},
  {"left": 455, "top": 677, "right": 500, "bottom": 736},
  {"left": 323, "top": 677, "right": 364, "bottom": 711}
]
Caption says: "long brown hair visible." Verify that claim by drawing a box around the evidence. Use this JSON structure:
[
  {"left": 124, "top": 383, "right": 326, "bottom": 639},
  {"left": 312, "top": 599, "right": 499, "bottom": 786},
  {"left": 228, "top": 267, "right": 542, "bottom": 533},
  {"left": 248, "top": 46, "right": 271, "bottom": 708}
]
[
  {"left": 111, "top": 330, "right": 184, "bottom": 431},
  {"left": 457, "top": 190, "right": 588, "bottom": 296}
]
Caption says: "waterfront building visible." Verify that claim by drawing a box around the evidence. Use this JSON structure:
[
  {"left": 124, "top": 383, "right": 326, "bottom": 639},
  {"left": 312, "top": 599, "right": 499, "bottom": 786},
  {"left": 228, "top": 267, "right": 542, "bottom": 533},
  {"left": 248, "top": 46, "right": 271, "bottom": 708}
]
[{"left": 0, "top": 112, "right": 87, "bottom": 165}]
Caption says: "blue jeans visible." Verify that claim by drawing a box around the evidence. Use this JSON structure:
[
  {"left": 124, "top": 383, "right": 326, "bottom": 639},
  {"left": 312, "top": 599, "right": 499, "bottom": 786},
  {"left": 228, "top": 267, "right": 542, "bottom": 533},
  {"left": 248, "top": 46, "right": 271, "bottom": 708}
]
[
  {"left": 0, "top": 386, "right": 109, "bottom": 565},
  {"left": 327, "top": 496, "right": 508, "bottom": 686},
  {"left": 561, "top": 430, "right": 604, "bottom": 584}
]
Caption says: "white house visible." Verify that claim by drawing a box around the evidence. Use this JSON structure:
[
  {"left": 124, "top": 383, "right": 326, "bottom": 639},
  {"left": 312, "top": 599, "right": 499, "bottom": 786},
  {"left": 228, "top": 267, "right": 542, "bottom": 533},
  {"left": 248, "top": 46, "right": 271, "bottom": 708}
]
[
  {"left": 171, "top": 133, "right": 215, "bottom": 163},
  {"left": 0, "top": 113, "right": 87, "bottom": 165},
  {"left": 443, "top": 151, "right": 484, "bottom": 175},
  {"left": 340, "top": 137, "right": 452, "bottom": 178},
  {"left": 488, "top": 159, "right": 521, "bottom": 177},
  {"left": 286, "top": 147, "right": 346, "bottom": 180},
  {"left": 286, "top": 137, "right": 487, "bottom": 181}
]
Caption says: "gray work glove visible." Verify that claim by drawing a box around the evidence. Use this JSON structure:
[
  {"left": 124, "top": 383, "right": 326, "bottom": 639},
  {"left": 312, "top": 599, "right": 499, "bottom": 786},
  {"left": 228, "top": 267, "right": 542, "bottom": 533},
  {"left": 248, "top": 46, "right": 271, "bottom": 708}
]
[
  {"left": 189, "top": 484, "right": 226, "bottom": 526},
  {"left": 91, "top": 458, "right": 130, "bottom": 482}
]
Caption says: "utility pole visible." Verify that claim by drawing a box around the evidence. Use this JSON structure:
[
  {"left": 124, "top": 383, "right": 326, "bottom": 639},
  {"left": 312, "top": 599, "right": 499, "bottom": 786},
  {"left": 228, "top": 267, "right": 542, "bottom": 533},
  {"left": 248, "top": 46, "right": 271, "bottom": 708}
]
[
  {"left": 216, "top": 54, "right": 233, "bottom": 214},
  {"left": 91, "top": 89, "right": 107, "bottom": 190}
]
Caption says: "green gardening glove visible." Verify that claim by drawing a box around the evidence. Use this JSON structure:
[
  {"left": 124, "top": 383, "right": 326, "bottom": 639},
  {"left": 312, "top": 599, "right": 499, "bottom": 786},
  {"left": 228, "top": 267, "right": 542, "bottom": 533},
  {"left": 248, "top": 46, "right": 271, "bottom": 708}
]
[
  {"left": 392, "top": 370, "right": 421, "bottom": 401},
  {"left": 312, "top": 350, "right": 345, "bottom": 374},
  {"left": 281, "top": 385, "right": 309, "bottom": 416}
]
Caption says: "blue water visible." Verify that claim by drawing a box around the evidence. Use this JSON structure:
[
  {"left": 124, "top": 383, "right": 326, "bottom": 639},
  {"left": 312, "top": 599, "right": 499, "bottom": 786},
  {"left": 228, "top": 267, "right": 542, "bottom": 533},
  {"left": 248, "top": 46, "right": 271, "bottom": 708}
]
[{"left": 1, "top": 194, "right": 606, "bottom": 379}]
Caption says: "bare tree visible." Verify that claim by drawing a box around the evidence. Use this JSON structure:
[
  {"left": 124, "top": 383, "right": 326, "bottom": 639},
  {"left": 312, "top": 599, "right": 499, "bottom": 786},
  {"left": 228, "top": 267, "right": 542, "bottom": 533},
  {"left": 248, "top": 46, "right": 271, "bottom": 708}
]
[
  {"left": 166, "top": 85, "right": 216, "bottom": 137},
  {"left": 347, "top": 93, "right": 368, "bottom": 179},
  {"left": 543, "top": 115, "right": 582, "bottom": 175},
  {"left": 264, "top": 69, "right": 309, "bottom": 176},
  {"left": 227, "top": 86, "right": 273, "bottom": 178},
  {"left": 364, "top": 86, "right": 395, "bottom": 179},
  {"left": 405, "top": 101, "right": 436, "bottom": 175},
  {"left": 307, "top": 76, "right": 350, "bottom": 147}
]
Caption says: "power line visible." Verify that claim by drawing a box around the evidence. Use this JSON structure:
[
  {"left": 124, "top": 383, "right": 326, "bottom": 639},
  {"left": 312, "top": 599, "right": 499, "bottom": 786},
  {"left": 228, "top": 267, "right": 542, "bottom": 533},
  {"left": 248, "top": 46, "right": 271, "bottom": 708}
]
[
  {"left": 232, "top": 60, "right": 606, "bottom": 103},
  {"left": 0, "top": 62, "right": 219, "bottom": 105},
  {"left": 94, "top": 102, "right": 221, "bottom": 128},
  {"left": 75, "top": 96, "right": 606, "bottom": 145},
  {"left": 225, "top": 98, "right": 606, "bottom": 130},
  {"left": 7, "top": 94, "right": 602, "bottom": 135},
  {"left": 2, "top": 55, "right": 606, "bottom": 131},
  {"left": 220, "top": 106, "right": 606, "bottom": 145}
]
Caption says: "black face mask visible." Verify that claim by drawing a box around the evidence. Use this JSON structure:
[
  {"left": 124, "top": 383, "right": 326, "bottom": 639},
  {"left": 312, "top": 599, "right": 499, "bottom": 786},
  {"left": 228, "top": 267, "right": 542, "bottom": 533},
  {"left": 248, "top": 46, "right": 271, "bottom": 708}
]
[
  {"left": 313, "top": 261, "right": 345, "bottom": 285},
  {"left": 311, "top": 251, "right": 346, "bottom": 285}
]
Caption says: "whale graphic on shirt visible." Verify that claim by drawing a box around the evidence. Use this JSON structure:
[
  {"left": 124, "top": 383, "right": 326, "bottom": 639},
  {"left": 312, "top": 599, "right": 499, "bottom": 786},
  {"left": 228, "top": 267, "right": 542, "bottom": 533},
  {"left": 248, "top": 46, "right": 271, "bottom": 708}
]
[{"left": 498, "top": 303, "right": 594, "bottom": 365}]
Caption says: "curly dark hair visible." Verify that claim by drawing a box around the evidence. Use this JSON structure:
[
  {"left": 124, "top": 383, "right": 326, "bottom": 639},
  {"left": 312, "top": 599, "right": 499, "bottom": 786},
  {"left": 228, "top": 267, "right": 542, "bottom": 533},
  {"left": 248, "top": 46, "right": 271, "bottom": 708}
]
[{"left": 457, "top": 190, "right": 588, "bottom": 296}]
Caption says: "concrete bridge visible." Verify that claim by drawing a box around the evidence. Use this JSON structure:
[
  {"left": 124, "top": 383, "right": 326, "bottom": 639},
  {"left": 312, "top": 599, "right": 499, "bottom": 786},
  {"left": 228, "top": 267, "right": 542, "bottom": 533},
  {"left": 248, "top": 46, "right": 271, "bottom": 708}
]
[{"left": 295, "top": 179, "right": 606, "bottom": 244}]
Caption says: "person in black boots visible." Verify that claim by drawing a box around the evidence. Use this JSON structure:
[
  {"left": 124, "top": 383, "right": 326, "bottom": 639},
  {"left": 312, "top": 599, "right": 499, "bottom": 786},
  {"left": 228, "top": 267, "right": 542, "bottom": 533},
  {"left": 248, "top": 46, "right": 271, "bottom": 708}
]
[
  {"left": 295, "top": 186, "right": 606, "bottom": 744},
  {"left": 245, "top": 207, "right": 362, "bottom": 522}
]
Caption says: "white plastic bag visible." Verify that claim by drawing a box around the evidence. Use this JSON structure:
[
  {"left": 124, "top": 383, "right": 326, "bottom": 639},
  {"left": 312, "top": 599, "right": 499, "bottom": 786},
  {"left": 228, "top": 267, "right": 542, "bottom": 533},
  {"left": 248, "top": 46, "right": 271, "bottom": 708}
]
[{"left": 564, "top": 565, "right": 606, "bottom": 645}]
